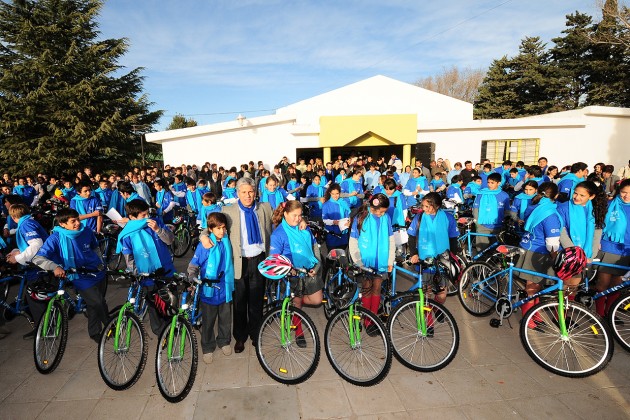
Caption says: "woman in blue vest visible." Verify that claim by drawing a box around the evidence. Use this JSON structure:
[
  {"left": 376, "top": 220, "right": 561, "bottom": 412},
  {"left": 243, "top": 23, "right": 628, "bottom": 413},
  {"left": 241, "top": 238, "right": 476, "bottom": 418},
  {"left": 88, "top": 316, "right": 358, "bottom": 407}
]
[
  {"left": 260, "top": 175, "right": 288, "bottom": 211},
  {"left": 269, "top": 200, "right": 322, "bottom": 347},
  {"left": 509, "top": 180, "right": 538, "bottom": 225},
  {"left": 593, "top": 179, "right": 630, "bottom": 317}
]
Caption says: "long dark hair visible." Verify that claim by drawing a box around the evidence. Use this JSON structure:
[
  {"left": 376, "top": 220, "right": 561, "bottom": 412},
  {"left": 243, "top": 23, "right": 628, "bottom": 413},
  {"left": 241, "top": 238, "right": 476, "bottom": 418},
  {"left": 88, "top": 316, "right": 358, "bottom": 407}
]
[
  {"left": 574, "top": 181, "right": 607, "bottom": 229},
  {"left": 353, "top": 193, "right": 390, "bottom": 232},
  {"left": 324, "top": 183, "right": 341, "bottom": 202},
  {"left": 614, "top": 179, "right": 630, "bottom": 199},
  {"left": 531, "top": 182, "right": 558, "bottom": 205}
]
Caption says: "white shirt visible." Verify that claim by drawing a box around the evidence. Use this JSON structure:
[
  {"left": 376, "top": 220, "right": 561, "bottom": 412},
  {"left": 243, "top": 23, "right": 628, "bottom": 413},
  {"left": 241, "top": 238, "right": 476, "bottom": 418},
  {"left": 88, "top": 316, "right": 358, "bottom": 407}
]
[{"left": 239, "top": 205, "right": 265, "bottom": 257}]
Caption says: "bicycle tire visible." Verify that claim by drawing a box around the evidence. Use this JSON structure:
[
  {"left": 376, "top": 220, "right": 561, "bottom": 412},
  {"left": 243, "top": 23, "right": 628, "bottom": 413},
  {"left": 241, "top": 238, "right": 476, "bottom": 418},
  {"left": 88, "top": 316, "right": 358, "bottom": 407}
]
[
  {"left": 458, "top": 262, "right": 500, "bottom": 316},
  {"left": 389, "top": 297, "right": 459, "bottom": 372},
  {"left": 520, "top": 301, "right": 613, "bottom": 378},
  {"left": 34, "top": 300, "right": 68, "bottom": 374},
  {"left": 606, "top": 291, "right": 630, "bottom": 352},
  {"left": 325, "top": 306, "right": 392, "bottom": 386},
  {"left": 156, "top": 316, "right": 198, "bottom": 403},
  {"left": 135, "top": 288, "right": 149, "bottom": 321},
  {"left": 98, "top": 311, "right": 148, "bottom": 390},
  {"left": 256, "top": 306, "right": 320, "bottom": 385},
  {"left": 323, "top": 267, "right": 337, "bottom": 320},
  {"left": 171, "top": 227, "right": 192, "bottom": 258}
]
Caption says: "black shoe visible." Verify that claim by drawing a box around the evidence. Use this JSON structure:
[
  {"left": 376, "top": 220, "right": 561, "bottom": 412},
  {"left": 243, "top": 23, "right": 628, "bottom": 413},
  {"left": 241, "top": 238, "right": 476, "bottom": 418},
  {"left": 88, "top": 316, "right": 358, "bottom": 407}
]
[
  {"left": 425, "top": 327, "right": 434, "bottom": 337},
  {"left": 435, "top": 310, "right": 445, "bottom": 323},
  {"left": 23, "top": 329, "right": 35, "bottom": 340},
  {"left": 90, "top": 335, "right": 101, "bottom": 344},
  {"left": 295, "top": 335, "right": 307, "bottom": 348},
  {"left": 365, "top": 324, "right": 380, "bottom": 337}
]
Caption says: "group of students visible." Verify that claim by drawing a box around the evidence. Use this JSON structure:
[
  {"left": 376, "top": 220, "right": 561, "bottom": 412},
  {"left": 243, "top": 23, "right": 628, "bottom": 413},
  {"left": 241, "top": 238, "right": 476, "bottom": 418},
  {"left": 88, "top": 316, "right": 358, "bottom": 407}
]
[{"left": 0, "top": 156, "right": 629, "bottom": 367}]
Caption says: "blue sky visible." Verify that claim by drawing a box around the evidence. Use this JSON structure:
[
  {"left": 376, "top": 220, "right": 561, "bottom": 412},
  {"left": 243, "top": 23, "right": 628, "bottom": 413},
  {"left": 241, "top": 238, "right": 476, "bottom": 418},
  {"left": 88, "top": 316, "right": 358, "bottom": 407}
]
[{"left": 97, "top": 0, "right": 599, "bottom": 130}]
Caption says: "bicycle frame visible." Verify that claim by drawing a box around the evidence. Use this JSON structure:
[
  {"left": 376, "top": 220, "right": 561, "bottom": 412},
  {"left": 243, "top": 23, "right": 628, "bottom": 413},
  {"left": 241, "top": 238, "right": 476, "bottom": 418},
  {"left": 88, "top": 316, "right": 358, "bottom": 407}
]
[
  {"left": 458, "top": 229, "right": 499, "bottom": 262},
  {"left": 582, "top": 261, "right": 630, "bottom": 300},
  {"left": 0, "top": 272, "right": 30, "bottom": 319},
  {"left": 110, "top": 276, "right": 149, "bottom": 352}
]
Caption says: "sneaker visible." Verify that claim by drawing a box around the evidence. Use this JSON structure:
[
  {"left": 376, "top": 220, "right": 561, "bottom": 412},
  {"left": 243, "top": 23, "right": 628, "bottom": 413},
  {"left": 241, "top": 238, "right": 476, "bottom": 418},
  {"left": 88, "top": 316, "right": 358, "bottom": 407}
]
[
  {"left": 203, "top": 352, "right": 214, "bottom": 364},
  {"left": 23, "top": 329, "right": 35, "bottom": 340},
  {"left": 295, "top": 335, "right": 307, "bottom": 348},
  {"left": 365, "top": 324, "right": 381, "bottom": 337},
  {"left": 425, "top": 327, "right": 434, "bottom": 337},
  {"left": 220, "top": 345, "right": 232, "bottom": 356}
]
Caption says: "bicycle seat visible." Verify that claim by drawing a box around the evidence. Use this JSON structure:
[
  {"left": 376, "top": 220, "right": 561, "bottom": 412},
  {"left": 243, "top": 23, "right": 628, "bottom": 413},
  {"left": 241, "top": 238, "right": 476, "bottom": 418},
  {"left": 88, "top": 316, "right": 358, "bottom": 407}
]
[
  {"left": 496, "top": 245, "right": 525, "bottom": 258},
  {"left": 327, "top": 249, "right": 347, "bottom": 260}
]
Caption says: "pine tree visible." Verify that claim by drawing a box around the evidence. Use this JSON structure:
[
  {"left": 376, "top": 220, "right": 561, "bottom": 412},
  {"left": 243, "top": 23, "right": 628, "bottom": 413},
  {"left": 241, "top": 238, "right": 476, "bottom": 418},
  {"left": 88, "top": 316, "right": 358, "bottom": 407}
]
[
  {"left": 0, "top": 0, "right": 161, "bottom": 175},
  {"left": 473, "top": 56, "right": 519, "bottom": 119},
  {"left": 166, "top": 114, "right": 198, "bottom": 130},
  {"left": 549, "top": 12, "right": 594, "bottom": 110}
]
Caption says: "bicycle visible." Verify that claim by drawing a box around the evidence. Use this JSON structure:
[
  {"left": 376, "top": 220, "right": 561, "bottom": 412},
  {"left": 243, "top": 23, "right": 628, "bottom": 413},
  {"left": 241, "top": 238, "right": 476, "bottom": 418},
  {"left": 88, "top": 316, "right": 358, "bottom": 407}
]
[
  {"left": 323, "top": 259, "right": 392, "bottom": 386},
  {"left": 97, "top": 222, "right": 124, "bottom": 275},
  {"left": 574, "top": 260, "right": 630, "bottom": 352},
  {"left": 97, "top": 271, "right": 157, "bottom": 391},
  {"left": 170, "top": 208, "right": 198, "bottom": 258},
  {"left": 256, "top": 256, "right": 320, "bottom": 385},
  {"left": 321, "top": 248, "right": 355, "bottom": 319},
  {"left": 0, "top": 265, "right": 35, "bottom": 327},
  {"left": 33, "top": 268, "right": 92, "bottom": 374},
  {"left": 388, "top": 258, "right": 459, "bottom": 372},
  {"left": 458, "top": 245, "right": 613, "bottom": 377},
  {"left": 155, "top": 272, "right": 201, "bottom": 402}
]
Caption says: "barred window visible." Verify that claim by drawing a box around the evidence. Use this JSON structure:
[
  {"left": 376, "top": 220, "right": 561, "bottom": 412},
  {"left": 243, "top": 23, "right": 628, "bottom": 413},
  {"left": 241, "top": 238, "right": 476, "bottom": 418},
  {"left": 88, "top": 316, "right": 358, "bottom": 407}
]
[{"left": 480, "top": 139, "right": 540, "bottom": 167}]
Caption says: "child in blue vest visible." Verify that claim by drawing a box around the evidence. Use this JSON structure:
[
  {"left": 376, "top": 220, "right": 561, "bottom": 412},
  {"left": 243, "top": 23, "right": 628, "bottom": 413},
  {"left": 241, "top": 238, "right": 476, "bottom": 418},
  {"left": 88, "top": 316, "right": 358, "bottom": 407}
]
[
  {"left": 117, "top": 199, "right": 175, "bottom": 335},
  {"left": 199, "top": 192, "right": 222, "bottom": 229},
  {"left": 446, "top": 175, "right": 464, "bottom": 203},
  {"left": 6, "top": 204, "right": 49, "bottom": 338},
  {"left": 183, "top": 178, "right": 203, "bottom": 222},
  {"left": 154, "top": 178, "right": 176, "bottom": 224},
  {"left": 170, "top": 175, "right": 187, "bottom": 207},
  {"left": 473, "top": 172, "right": 511, "bottom": 252},
  {"left": 261, "top": 175, "right": 288, "bottom": 211},
  {"left": 12, "top": 177, "right": 36, "bottom": 206},
  {"left": 221, "top": 178, "right": 238, "bottom": 204},
  {"left": 187, "top": 212, "right": 234, "bottom": 364},
  {"left": 557, "top": 162, "right": 588, "bottom": 203},
  {"left": 33, "top": 208, "right": 108, "bottom": 343},
  {"left": 70, "top": 182, "right": 103, "bottom": 233},
  {"left": 61, "top": 179, "right": 77, "bottom": 201},
  {"left": 429, "top": 172, "right": 446, "bottom": 194},
  {"left": 94, "top": 178, "right": 113, "bottom": 212}
]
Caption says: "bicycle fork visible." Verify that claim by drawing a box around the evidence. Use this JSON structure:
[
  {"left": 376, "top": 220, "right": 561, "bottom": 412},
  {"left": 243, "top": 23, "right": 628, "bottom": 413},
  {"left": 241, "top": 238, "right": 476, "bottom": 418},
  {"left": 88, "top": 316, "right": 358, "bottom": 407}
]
[
  {"left": 111, "top": 302, "right": 134, "bottom": 352},
  {"left": 414, "top": 288, "right": 431, "bottom": 336}
]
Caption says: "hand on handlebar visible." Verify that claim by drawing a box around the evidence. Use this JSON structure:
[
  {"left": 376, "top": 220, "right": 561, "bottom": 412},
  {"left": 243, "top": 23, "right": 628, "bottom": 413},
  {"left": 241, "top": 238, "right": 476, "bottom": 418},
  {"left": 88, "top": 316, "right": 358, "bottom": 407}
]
[{"left": 54, "top": 266, "right": 66, "bottom": 278}]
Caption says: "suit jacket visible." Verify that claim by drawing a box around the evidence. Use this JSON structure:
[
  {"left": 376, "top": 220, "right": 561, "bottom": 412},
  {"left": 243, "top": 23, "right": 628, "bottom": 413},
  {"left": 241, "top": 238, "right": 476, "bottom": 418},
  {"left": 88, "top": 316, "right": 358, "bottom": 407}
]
[{"left": 222, "top": 201, "right": 273, "bottom": 279}]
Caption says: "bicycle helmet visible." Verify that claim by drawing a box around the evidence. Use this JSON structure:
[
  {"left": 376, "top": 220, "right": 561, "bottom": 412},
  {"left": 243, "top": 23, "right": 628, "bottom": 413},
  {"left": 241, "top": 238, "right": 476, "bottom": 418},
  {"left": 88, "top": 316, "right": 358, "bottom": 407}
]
[
  {"left": 553, "top": 246, "right": 587, "bottom": 281},
  {"left": 258, "top": 255, "right": 292, "bottom": 280},
  {"left": 26, "top": 280, "right": 57, "bottom": 301},
  {"left": 439, "top": 251, "right": 463, "bottom": 281},
  {"left": 331, "top": 282, "right": 358, "bottom": 310},
  {"left": 153, "top": 285, "right": 179, "bottom": 317}
]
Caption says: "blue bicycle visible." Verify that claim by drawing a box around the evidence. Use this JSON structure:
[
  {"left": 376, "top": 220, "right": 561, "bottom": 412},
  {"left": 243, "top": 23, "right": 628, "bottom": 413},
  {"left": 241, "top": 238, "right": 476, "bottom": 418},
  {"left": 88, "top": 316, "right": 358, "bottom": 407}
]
[
  {"left": 458, "top": 245, "right": 613, "bottom": 377},
  {"left": 0, "top": 266, "right": 36, "bottom": 327}
]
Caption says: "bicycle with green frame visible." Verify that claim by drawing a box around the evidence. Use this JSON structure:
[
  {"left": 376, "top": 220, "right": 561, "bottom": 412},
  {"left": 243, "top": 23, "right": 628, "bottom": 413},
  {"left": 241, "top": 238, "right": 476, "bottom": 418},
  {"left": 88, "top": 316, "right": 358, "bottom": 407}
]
[
  {"left": 458, "top": 245, "right": 614, "bottom": 377},
  {"left": 323, "top": 249, "right": 392, "bottom": 386},
  {"left": 256, "top": 255, "right": 320, "bottom": 385}
]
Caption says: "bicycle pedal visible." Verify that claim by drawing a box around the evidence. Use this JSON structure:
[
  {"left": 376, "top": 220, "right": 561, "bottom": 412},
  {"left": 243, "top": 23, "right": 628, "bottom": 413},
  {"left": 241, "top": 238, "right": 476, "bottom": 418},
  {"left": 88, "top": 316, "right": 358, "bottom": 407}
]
[{"left": 489, "top": 318, "right": 501, "bottom": 328}]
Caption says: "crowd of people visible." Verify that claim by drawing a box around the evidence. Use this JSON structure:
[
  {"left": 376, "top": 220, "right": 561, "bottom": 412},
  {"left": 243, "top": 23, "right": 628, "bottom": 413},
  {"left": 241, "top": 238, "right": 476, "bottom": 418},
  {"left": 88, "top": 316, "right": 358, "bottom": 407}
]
[{"left": 0, "top": 153, "right": 629, "bottom": 375}]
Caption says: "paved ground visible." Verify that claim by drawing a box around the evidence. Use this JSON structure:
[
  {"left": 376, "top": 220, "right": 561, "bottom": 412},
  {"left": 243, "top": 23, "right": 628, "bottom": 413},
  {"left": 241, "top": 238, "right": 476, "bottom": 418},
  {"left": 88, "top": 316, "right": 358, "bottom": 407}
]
[{"left": 1, "top": 258, "right": 630, "bottom": 420}]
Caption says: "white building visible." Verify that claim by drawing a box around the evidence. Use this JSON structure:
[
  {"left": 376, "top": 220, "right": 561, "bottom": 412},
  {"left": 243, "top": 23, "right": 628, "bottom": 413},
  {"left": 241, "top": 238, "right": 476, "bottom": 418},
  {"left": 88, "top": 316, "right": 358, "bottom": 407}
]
[{"left": 146, "top": 75, "right": 630, "bottom": 171}]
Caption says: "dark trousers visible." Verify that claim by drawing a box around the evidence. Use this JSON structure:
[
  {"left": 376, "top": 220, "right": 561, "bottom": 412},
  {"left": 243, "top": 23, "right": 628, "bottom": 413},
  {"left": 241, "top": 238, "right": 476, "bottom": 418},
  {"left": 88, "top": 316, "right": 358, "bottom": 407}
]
[
  {"left": 233, "top": 253, "right": 265, "bottom": 342},
  {"left": 200, "top": 301, "right": 231, "bottom": 353},
  {"left": 81, "top": 280, "right": 109, "bottom": 339}
]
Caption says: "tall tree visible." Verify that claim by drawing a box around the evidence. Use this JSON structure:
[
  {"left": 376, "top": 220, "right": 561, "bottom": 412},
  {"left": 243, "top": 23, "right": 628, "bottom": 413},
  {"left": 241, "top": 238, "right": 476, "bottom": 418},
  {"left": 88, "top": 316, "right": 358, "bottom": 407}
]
[
  {"left": 415, "top": 65, "right": 486, "bottom": 103},
  {"left": 473, "top": 56, "right": 519, "bottom": 119},
  {"left": 0, "top": 0, "right": 161, "bottom": 175},
  {"left": 549, "top": 12, "right": 594, "bottom": 109},
  {"left": 166, "top": 114, "right": 198, "bottom": 130}
]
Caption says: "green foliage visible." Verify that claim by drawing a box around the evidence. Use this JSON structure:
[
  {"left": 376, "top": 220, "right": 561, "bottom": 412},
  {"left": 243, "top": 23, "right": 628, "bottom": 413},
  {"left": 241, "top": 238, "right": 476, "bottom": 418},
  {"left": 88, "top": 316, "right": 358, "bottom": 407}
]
[
  {"left": 0, "top": 0, "right": 162, "bottom": 175},
  {"left": 474, "top": 5, "right": 630, "bottom": 119},
  {"left": 166, "top": 114, "right": 198, "bottom": 130}
]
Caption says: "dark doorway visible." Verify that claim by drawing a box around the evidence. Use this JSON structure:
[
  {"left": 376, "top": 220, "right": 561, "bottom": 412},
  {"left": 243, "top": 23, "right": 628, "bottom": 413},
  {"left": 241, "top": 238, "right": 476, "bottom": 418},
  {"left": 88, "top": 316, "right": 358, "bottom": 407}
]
[{"left": 415, "top": 142, "right": 435, "bottom": 167}]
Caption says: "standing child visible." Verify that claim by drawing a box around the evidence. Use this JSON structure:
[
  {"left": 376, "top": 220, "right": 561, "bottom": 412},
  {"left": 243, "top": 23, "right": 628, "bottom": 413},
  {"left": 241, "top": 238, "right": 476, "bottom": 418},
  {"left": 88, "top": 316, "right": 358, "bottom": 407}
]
[
  {"left": 154, "top": 178, "right": 176, "bottom": 224},
  {"left": 70, "top": 182, "right": 103, "bottom": 233},
  {"left": 117, "top": 199, "right": 175, "bottom": 335},
  {"left": 33, "top": 208, "right": 108, "bottom": 343},
  {"left": 187, "top": 212, "right": 234, "bottom": 364},
  {"left": 199, "top": 192, "right": 222, "bottom": 229},
  {"left": 348, "top": 193, "right": 394, "bottom": 335},
  {"left": 429, "top": 173, "right": 446, "bottom": 194},
  {"left": 473, "top": 172, "right": 510, "bottom": 252}
]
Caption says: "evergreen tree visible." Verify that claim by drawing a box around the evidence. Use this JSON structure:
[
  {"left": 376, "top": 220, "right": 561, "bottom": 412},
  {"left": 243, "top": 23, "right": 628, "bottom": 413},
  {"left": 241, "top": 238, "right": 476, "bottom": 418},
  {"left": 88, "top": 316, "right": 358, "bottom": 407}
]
[
  {"left": 166, "top": 114, "right": 198, "bottom": 130},
  {"left": 549, "top": 12, "right": 594, "bottom": 110},
  {"left": 473, "top": 56, "right": 519, "bottom": 119},
  {"left": 0, "top": 0, "right": 161, "bottom": 175}
]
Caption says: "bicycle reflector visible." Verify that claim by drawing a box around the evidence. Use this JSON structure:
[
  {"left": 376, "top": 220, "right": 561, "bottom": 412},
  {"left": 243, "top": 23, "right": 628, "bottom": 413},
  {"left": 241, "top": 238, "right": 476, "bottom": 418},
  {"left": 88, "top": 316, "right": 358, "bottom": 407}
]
[{"left": 258, "top": 255, "right": 292, "bottom": 280}]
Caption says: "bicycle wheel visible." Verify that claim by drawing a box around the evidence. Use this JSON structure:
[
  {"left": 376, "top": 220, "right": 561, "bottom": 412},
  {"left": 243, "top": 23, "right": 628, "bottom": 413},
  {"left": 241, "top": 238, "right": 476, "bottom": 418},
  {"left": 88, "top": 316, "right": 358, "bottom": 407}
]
[
  {"left": 607, "top": 291, "right": 630, "bottom": 352},
  {"left": 256, "top": 306, "right": 320, "bottom": 385},
  {"left": 322, "top": 268, "right": 337, "bottom": 320},
  {"left": 156, "top": 316, "right": 198, "bottom": 402},
  {"left": 98, "top": 311, "right": 148, "bottom": 390},
  {"left": 520, "top": 301, "right": 613, "bottom": 377},
  {"left": 458, "top": 262, "right": 500, "bottom": 316},
  {"left": 325, "top": 307, "right": 392, "bottom": 386},
  {"left": 171, "top": 227, "right": 191, "bottom": 258},
  {"left": 389, "top": 297, "right": 459, "bottom": 372},
  {"left": 34, "top": 300, "right": 68, "bottom": 374},
  {"left": 135, "top": 288, "right": 149, "bottom": 321}
]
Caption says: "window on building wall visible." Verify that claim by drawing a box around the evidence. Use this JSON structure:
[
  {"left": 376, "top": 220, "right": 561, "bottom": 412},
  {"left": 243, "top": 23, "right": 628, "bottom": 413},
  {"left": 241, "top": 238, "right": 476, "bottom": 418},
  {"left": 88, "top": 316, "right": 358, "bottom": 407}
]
[{"left": 480, "top": 139, "right": 540, "bottom": 167}]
